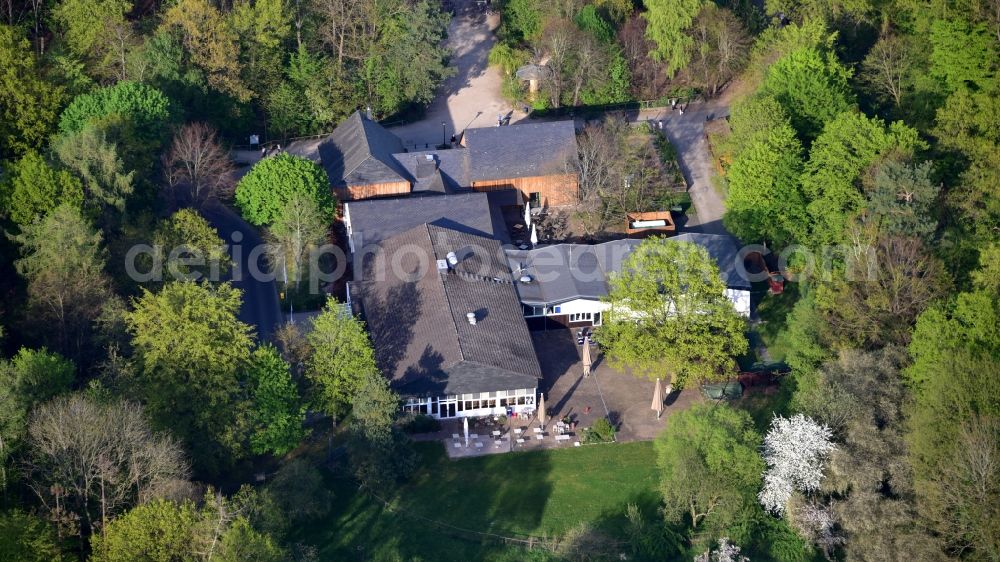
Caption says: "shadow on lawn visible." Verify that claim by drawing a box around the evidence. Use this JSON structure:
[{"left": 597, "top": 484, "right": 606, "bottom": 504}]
[
  {"left": 585, "top": 489, "right": 686, "bottom": 562},
  {"left": 299, "top": 441, "right": 556, "bottom": 561}
]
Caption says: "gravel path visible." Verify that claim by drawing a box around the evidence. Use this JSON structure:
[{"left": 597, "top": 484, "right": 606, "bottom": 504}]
[
  {"left": 387, "top": 1, "right": 525, "bottom": 148},
  {"left": 637, "top": 101, "right": 733, "bottom": 235}
]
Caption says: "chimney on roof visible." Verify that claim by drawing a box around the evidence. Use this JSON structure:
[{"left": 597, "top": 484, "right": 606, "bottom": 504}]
[
  {"left": 446, "top": 251, "right": 459, "bottom": 267},
  {"left": 466, "top": 312, "right": 477, "bottom": 325},
  {"left": 365, "top": 106, "right": 372, "bottom": 119}
]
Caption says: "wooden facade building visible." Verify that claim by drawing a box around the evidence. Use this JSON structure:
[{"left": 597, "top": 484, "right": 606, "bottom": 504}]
[{"left": 317, "top": 111, "right": 580, "bottom": 207}]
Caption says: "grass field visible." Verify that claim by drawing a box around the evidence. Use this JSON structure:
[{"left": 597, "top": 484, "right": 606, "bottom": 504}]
[{"left": 297, "top": 441, "right": 661, "bottom": 561}]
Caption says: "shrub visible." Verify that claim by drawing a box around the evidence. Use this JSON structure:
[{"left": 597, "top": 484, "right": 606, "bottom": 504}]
[
  {"left": 401, "top": 414, "right": 441, "bottom": 434},
  {"left": 583, "top": 417, "right": 616, "bottom": 443}
]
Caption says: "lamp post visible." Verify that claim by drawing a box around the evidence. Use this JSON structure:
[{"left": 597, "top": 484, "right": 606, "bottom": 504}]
[{"left": 441, "top": 122, "right": 446, "bottom": 147}]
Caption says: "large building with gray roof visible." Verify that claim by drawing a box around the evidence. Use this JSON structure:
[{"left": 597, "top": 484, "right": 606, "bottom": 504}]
[
  {"left": 351, "top": 224, "right": 541, "bottom": 419},
  {"left": 317, "top": 111, "right": 579, "bottom": 207}
]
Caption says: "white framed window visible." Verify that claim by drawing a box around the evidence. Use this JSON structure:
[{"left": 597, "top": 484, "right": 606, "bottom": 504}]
[{"left": 568, "top": 312, "right": 593, "bottom": 322}]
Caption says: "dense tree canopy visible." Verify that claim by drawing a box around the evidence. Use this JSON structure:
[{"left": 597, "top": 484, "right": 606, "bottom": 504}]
[
  {"left": 125, "top": 281, "right": 254, "bottom": 472},
  {"left": 58, "top": 81, "right": 173, "bottom": 137},
  {"left": 90, "top": 495, "right": 285, "bottom": 562},
  {"left": 244, "top": 345, "right": 306, "bottom": 456},
  {"left": 151, "top": 209, "right": 231, "bottom": 283},
  {"left": 0, "top": 26, "right": 66, "bottom": 155},
  {"left": 760, "top": 45, "right": 854, "bottom": 140},
  {"left": 14, "top": 205, "right": 111, "bottom": 358}
]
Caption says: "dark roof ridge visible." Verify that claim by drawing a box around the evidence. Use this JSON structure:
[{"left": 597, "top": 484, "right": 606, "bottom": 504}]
[{"left": 424, "top": 223, "right": 466, "bottom": 363}]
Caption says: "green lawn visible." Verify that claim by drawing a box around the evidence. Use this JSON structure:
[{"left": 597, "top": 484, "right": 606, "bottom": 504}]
[{"left": 297, "top": 441, "right": 661, "bottom": 561}]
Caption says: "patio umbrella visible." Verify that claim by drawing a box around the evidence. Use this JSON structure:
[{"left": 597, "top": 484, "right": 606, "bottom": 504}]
[
  {"left": 463, "top": 416, "right": 469, "bottom": 447},
  {"left": 530, "top": 223, "right": 538, "bottom": 246},
  {"left": 538, "top": 392, "right": 546, "bottom": 429},
  {"left": 651, "top": 378, "right": 664, "bottom": 419},
  {"left": 582, "top": 340, "right": 592, "bottom": 377},
  {"left": 523, "top": 203, "right": 532, "bottom": 229}
]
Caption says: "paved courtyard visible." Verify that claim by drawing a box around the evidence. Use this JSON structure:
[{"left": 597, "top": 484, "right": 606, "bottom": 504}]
[
  {"left": 532, "top": 330, "right": 702, "bottom": 442},
  {"left": 425, "top": 329, "right": 703, "bottom": 458}
]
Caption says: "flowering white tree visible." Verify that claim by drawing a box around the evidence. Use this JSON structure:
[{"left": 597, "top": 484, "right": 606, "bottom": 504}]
[
  {"left": 694, "top": 538, "right": 750, "bottom": 562},
  {"left": 758, "top": 414, "right": 835, "bottom": 514}
]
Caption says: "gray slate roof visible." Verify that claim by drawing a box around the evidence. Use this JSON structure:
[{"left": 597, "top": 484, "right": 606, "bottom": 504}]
[
  {"left": 356, "top": 224, "right": 541, "bottom": 397},
  {"left": 463, "top": 120, "right": 578, "bottom": 182},
  {"left": 345, "top": 192, "right": 507, "bottom": 250},
  {"left": 505, "top": 233, "right": 750, "bottom": 306},
  {"left": 318, "top": 115, "right": 579, "bottom": 190},
  {"left": 391, "top": 149, "right": 471, "bottom": 193},
  {"left": 318, "top": 111, "right": 409, "bottom": 187}
]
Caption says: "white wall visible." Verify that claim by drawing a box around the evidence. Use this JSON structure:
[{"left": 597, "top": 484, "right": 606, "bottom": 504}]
[
  {"left": 727, "top": 289, "right": 751, "bottom": 317},
  {"left": 548, "top": 298, "right": 610, "bottom": 316},
  {"left": 538, "top": 290, "right": 750, "bottom": 319}
]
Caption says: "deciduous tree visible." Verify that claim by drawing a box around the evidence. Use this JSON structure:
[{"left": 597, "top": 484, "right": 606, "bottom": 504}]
[
  {"left": 761, "top": 46, "right": 854, "bottom": 140},
  {"left": 0, "top": 509, "right": 66, "bottom": 561},
  {"left": 1, "top": 150, "right": 83, "bottom": 227},
  {"left": 800, "top": 111, "right": 921, "bottom": 245},
  {"left": 0, "top": 348, "right": 74, "bottom": 491},
  {"left": 759, "top": 414, "right": 835, "bottom": 514},
  {"left": 162, "top": 123, "right": 235, "bottom": 206},
  {"left": 161, "top": 0, "right": 251, "bottom": 102},
  {"left": 266, "top": 193, "right": 329, "bottom": 290},
  {"left": 151, "top": 209, "right": 231, "bottom": 283},
  {"left": 859, "top": 34, "right": 911, "bottom": 108},
  {"left": 235, "top": 153, "right": 333, "bottom": 227},
  {"left": 600, "top": 238, "right": 748, "bottom": 388},
  {"left": 90, "top": 494, "right": 285, "bottom": 562},
  {"left": 816, "top": 234, "right": 950, "bottom": 347},
  {"left": 244, "top": 345, "right": 306, "bottom": 456},
  {"left": 126, "top": 281, "right": 254, "bottom": 472},
  {"left": 655, "top": 404, "right": 763, "bottom": 532},
  {"left": 15, "top": 205, "right": 110, "bottom": 358},
  {"left": 305, "top": 298, "right": 378, "bottom": 419},
  {"left": 52, "top": 125, "right": 135, "bottom": 226},
  {"left": 723, "top": 111, "right": 807, "bottom": 245},
  {"left": 24, "top": 395, "right": 189, "bottom": 539},
  {"left": 0, "top": 25, "right": 66, "bottom": 155},
  {"left": 643, "top": 0, "right": 705, "bottom": 77},
  {"left": 906, "top": 254, "right": 1000, "bottom": 558}
]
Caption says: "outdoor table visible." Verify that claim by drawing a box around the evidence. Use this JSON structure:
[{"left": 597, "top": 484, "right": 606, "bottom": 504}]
[
  {"left": 555, "top": 434, "right": 571, "bottom": 441},
  {"left": 516, "top": 438, "right": 526, "bottom": 444},
  {"left": 470, "top": 433, "right": 479, "bottom": 438},
  {"left": 533, "top": 427, "right": 543, "bottom": 434},
  {"left": 474, "top": 442, "right": 484, "bottom": 449},
  {"left": 492, "top": 430, "right": 501, "bottom": 436},
  {"left": 495, "top": 440, "right": 502, "bottom": 447},
  {"left": 514, "top": 428, "right": 523, "bottom": 435},
  {"left": 452, "top": 433, "right": 460, "bottom": 439},
  {"left": 574, "top": 442, "right": 581, "bottom": 447},
  {"left": 453, "top": 442, "right": 462, "bottom": 448}
]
